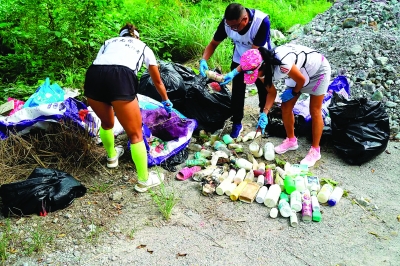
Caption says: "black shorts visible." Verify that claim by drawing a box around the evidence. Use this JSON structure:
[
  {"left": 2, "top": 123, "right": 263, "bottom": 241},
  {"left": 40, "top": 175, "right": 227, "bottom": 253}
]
[{"left": 84, "top": 65, "right": 138, "bottom": 104}]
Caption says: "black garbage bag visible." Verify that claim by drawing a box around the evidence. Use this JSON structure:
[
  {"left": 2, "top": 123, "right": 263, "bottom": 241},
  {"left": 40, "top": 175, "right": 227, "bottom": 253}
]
[
  {"left": 183, "top": 75, "right": 232, "bottom": 133},
  {"left": 328, "top": 93, "right": 390, "bottom": 165},
  {"left": 160, "top": 148, "right": 189, "bottom": 172},
  {"left": 138, "top": 60, "right": 186, "bottom": 111},
  {"left": 0, "top": 168, "right": 87, "bottom": 217},
  {"left": 266, "top": 106, "right": 312, "bottom": 138}
]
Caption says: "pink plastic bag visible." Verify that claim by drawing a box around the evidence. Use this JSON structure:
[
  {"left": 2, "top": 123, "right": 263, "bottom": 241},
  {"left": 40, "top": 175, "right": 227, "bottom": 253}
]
[{"left": 7, "top": 98, "right": 25, "bottom": 116}]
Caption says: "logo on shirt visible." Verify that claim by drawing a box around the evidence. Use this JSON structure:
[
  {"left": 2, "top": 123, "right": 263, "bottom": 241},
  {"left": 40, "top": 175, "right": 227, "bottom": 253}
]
[{"left": 280, "top": 66, "right": 289, "bottom": 73}]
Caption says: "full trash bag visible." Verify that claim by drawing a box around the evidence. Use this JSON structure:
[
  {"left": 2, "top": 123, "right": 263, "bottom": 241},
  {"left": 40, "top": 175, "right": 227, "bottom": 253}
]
[
  {"left": 0, "top": 168, "right": 87, "bottom": 217},
  {"left": 138, "top": 61, "right": 186, "bottom": 111},
  {"left": 328, "top": 93, "right": 390, "bottom": 165},
  {"left": 183, "top": 75, "right": 232, "bottom": 133}
]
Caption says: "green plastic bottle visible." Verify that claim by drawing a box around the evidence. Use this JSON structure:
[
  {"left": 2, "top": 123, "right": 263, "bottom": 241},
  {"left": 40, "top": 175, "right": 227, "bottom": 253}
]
[{"left": 284, "top": 175, "right": 296, "bottom": 194}]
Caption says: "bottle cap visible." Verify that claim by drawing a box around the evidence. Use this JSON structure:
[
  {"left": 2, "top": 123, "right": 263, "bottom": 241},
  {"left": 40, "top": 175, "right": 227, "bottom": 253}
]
[
  {"left": 327, "top": 198, "right": 336, "bottom": 206},
  {"left": 279, "top": 192, "right": 289, "bottom": 202},
  {"left": 270, "top": 207, "right": 278, "bottom": 218},
  {"left": 312, "top": 210, "right": 322, "bottom": 222}
]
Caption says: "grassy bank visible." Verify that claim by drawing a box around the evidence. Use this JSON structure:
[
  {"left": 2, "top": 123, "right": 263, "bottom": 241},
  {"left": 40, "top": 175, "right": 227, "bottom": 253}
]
[{"left": 0, "top": 0, "right": 331, "bottom": 103}]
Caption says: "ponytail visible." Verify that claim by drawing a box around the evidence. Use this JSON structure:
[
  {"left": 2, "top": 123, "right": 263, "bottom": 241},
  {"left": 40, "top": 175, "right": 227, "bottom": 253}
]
[{"left": 258, "top": 47, "right": 283, "bottom": 88}]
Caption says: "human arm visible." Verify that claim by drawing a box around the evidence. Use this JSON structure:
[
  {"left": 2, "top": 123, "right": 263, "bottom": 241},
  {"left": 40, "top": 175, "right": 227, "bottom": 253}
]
[
  {"left": 253, "top": 15, "right": 271, "bottom": 49},
  {"left": 200, "top": 39, "right": 221, "bottom": 77},
  {"left": 257, "top": 84, "right": 277, "bottom": 133},
  {"left": 148, "top": 65, "right": 173, "bottom": 112},
  {"left": 280, "top": 64, "right": 306, "bottom": 102}
]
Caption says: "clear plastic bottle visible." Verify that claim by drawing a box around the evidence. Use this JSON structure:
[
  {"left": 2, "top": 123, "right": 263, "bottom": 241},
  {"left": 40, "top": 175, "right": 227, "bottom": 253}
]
[
  {"left": 317, "top": 184, "right": 334, "bottom": 203},
  {"left": 214, "top": 141, "right": 232, "bottom": 156},
  {"left": 263, "top": 142, "right": 275, "bottom": 161},
  {"left": 305, "top": 175, "right": 321, "bottom": 192},
  {"left": 200, "top": 149, "right": 213, "bottom": 158},
  {"left": 290, "top": 212, "right": 299, "bottom": 227},
  {"left": 311, "top": 195, "right": 320, "bottom": 212},
  {"left": 188, "top": 143, "right": 202, "bottom": 151},
  {"left": 256, "top": 186, "right": 268, "bottom": 204},
  {"left": 235, "top": 158, "right": 253, "bottom": 171},
  {"left": 327, "top": 186, "right": 344, "bottom": 206},
  {"left": 205, "top": 70, "right": 225, "bottom": 83}
]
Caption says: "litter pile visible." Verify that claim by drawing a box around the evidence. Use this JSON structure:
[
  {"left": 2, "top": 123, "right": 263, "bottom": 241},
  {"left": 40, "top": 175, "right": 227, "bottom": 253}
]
[{"left": 175, "top": 130, "right": 344, "bottom": 227}]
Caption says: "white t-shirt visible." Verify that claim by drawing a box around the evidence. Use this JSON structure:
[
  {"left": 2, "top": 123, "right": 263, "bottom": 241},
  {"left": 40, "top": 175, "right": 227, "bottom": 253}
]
[
  {"left": 226, "top": 10, "right": 270, "bottom": 63},
  {"left": 93, "top": 37, "right": 157, "bottom": 74},
  {"left": 273, "top": 44, "right": 322, "bottom": 87}
]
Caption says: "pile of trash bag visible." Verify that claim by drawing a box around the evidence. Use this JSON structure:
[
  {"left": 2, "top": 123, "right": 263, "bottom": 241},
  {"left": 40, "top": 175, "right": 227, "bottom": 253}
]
[{"left": 138, "top": 61, "right": 232, "bottom": 133}]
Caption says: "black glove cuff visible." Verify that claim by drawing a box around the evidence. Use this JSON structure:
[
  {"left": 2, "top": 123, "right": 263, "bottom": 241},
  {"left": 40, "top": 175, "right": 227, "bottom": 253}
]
[{"left": 291, "top": 90, "right": 301, "bottom": 96}]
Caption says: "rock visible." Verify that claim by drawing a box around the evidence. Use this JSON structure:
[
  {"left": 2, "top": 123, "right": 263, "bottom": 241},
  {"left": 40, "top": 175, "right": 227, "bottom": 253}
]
[
  {"left": 343, "top": 17, "right": 357, "bottom": 28},
  {"left": 109, "top": 191, "right": 123, "bottom": 201},
  {"left": 371, "top": 90, "right": 384, "bottom": 101}
]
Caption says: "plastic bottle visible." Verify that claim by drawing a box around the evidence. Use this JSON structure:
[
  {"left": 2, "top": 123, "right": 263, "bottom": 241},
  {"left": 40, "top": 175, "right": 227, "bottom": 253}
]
[
  {"left": 230, "top": 180, "right": 248, "bottom": 201},
  {"left": 311, "top": 195, "right": 320, "bottom": 212},
  {"left": 294, "top": 175, "right": 306, "bottom": 192},
  {"left": 253, "top": 169, "right": 265, "bottom": 177},
  {"left": 186, "top": 158, "right": 210, "bottom": 167},
  {"left": 264, "top": 184, "right": 281, "bottom": 208},
  {"left": 305, "top": 175, "right": 321, "bottom": 192},
  {"left": 275, "top": 171, "right": 285, "bottom": 191},
  {"left": 256, "top": 175, "right": 265, "bottom": 186},
  {"left": 301, "top": 193, "right": 312, "bottom": 222},
  {"left": 283, "top": 175, "right": 296, "bottom": 194},
  {"left": 256, "top": 186, "right": 268, "bottom": 203},
  {"left": 290, "top": 190, "right": 302, "bottom": 212},
  {"left": 188, "top": 143, "right": 202, "bottom": 151},
  {"left": 278, "top": 199, "right": 292, "bottom": 218},
  {"left": 312, "top": 210, "right": 322, "bottom": 222},
  {"left": 264, "top": 168, "right": 274, "bottom": 187},
  {"left": 317, "top": 184, "right": 334, "bottom": 203},
  {"left": 279, "top": 192, "right": 289, "bottom": 202},
  {"left": 263, "top": 142, "right": 275, "bottom": 161},
  {"left": 225, "top": 182, "right": 238, "bottom": 196},
  {"left": 213, "top": 141, "right": 232, "bottom": 156},
  {"left": 228, "top": 143, "right": 242, "bottom": 149},
  {"left": 249, "top": 142, "right": 263, "bottom": 158},
  {"left": 258, "top": 162, "right": 266, "bottom": 170},
  {"left": 200, "top": 149, "right": 213, "bottom": 158},
  {"left": 222, "top": 134, "right": 234, "bottom": 145},
  {"left": 270, "top": 207, "right": 278, "bottom": 219},
  {"left": 290, "top": 212, "right": 299, "bottom": 227},
  {"left": 233, "top": 168, "right": 246, "bottom": 183},
  {"left": 210, "top": 150, "right": 229, "bottom": 166},
  {"left": 290, "top": 164, "right": 309, "bottom": 174},
  {"left": 275, "top": 167, "right": 286, "bottom": 179},
  {"left": 235, "top": 158, "right": 253, "bottom": 171},
  {"left": 327, "top": 186, "right": 344, "bottom": 206},
  {"left": 205, "top": 70, "right": 225, "bottom": 83},
  {"left": 242, "top": 131, "right": 261, "bottom": 142},
  {"left": 244, "top": 171, "right": 255, "bottom": 182}
]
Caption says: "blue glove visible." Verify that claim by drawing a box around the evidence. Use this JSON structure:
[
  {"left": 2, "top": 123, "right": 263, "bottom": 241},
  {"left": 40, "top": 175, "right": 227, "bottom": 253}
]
[
  {"left": 257, "top": 113, "right": 268, "bottom": 134},
  {"left": 162, "top": 100, "right": 173, "bottom": 113},
  {"left": 220, "top": 69, "right": 239, "bottom": 85},
  {"left": 280, "top": 88, "right": 301, "bottom": 102},
  {"left": 199, "top": 59, "right": 209, "bottom": 77}
]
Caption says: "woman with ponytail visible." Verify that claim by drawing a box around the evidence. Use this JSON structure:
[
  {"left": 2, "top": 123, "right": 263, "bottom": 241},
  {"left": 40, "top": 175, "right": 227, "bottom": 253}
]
[
  {"left": 239, "top": 44, "right": 331, "bottom": 167},
  {"left": 84, "top": 22, "right": 172, "bottom": 192}
]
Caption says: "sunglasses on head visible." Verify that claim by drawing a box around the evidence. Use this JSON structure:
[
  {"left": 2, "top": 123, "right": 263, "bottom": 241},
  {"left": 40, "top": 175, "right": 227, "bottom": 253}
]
[{"left": 243, "top": 61, "right": 264, "bottom": 74}]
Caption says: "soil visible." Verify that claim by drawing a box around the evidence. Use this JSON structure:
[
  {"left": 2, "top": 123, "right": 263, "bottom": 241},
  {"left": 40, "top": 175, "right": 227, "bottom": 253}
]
[{"left": 4, "top": 94, "right": 400, "bottom": 266}]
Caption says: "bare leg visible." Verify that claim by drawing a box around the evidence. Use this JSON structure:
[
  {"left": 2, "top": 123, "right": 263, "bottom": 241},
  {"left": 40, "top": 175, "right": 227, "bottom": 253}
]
[
  {"left": 281, "top": 95, "right": 300, "bottom": 138},
  {"left": 309, "top": 94, "right": 324, "bottom": 148},
  {"left": 87, "top": 98, "right": 114, "bottom": 130},
  {"left": 111, "top": 99, "right": 142, "bottom": 144}
]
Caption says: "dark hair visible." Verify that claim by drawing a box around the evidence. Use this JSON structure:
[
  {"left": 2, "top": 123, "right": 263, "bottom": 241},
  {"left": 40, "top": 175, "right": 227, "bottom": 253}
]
[
  {"left": 258, "top": 47, "right": 284, "bottom": 88},
  {"left": 119, "top": 22, "right": 139, "bottom": 38},
  {"left": 224, "top": 3, "right": 245, "bottom": 20}
]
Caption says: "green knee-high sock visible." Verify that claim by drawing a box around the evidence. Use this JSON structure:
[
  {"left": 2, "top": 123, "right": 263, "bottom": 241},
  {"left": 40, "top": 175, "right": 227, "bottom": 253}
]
[
  {"left": 130, "top": 141, "right": 148, "bottom": 182},
  {"left": 99, "top": 127, "right": 116, "bottom": 158}
]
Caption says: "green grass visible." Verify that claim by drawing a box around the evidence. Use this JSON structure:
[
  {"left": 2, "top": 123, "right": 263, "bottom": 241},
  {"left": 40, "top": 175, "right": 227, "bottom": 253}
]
[
  {"left": 0, "top": 0, "right": 332, "bottom": 102},
  {"left": 148, "top": 169, "right": 179, "bottom": 220}
]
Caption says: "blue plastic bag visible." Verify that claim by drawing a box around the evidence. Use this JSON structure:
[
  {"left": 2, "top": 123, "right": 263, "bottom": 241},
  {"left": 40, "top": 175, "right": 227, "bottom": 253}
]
[{"left": 23, "top": 77, "right": 65, "bottom": 108}]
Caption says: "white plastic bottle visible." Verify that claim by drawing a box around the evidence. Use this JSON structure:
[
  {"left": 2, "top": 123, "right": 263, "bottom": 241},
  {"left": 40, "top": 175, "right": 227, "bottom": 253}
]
[
  {"left": 294, "top": 175, "right": 306, "bottom": 192},
  {"left": 235, "top": 158, "right": 253, "bottom": 171},
  {"left": 270, "top": 207, "right": 278, "bottom": 219},
  {"left": 290, "top": 212, "right": 299, "bottom": 227},
  {"left": 244, "top": 171, "right": 255, "bottom": 182},
  {"left": 278, "top": 199, "right": 292, "bottom": 218},
  {"left": 327, "top": 186, "right": 344, "bottom": 206},
  {"left": 233, "top": 168, "right": 246, "bottom": 183},
  {"left": 290, "top": 190, "right": 302, "bottom": 212},
  {"left": 311, "top": 195, "right": 320, "bottom": 212},
  {"left": 255, "top": 186, "right": 268, "bottom": 204},
  {"left": 263, "top": 142, "right": 275, "bottom": 161},
  {"left": 317, "top": 184, "right": 334, "bottom": 203},
  {"left": 264, "top": 184, "right": 282, "bottom": 208}
]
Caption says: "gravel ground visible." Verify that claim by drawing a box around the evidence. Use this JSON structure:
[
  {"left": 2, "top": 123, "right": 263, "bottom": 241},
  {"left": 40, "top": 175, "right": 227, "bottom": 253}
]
[{"left": 10, "top": 95, "right": 400, "bottom": 266}]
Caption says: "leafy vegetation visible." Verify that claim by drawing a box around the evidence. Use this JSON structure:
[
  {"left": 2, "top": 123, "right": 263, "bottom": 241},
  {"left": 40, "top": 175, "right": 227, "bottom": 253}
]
[{"left": 0, "top": 0, "right": 331, "bottom": 103}]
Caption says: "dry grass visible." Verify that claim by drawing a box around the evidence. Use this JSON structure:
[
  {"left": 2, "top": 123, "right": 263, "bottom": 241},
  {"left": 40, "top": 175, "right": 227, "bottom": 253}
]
[{"left": 0, "top": 120, "right": 105, "bottom": 185}]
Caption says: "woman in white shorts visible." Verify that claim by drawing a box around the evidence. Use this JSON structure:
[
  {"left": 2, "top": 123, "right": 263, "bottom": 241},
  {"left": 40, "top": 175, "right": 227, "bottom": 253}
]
[{"left": 239, "top": 44, "right": 331, "bottom": 167}]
